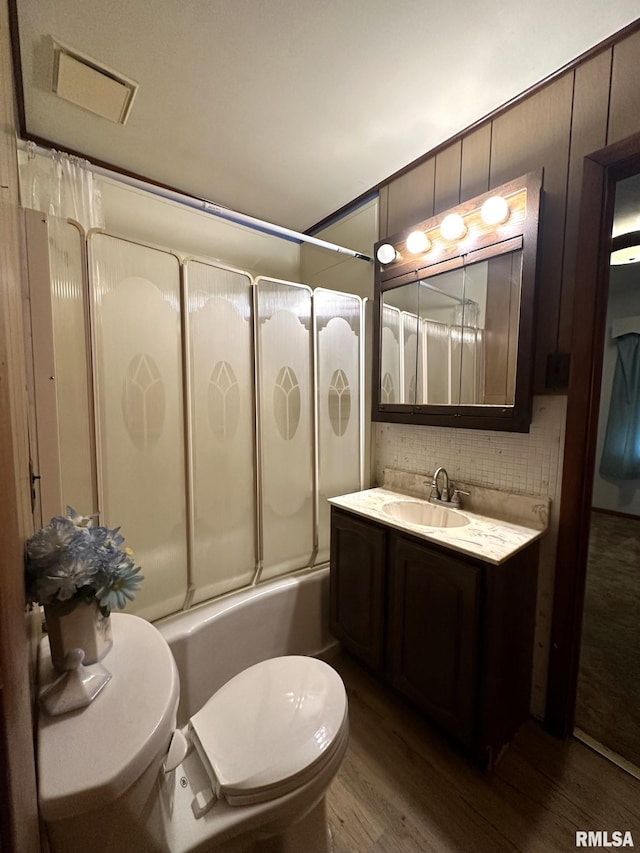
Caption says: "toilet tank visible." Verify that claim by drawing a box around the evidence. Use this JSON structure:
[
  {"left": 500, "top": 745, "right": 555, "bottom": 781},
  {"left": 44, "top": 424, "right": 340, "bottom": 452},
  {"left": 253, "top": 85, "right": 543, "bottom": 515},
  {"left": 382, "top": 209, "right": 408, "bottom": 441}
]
[{"left": 38, "top": 614, "right": 179, "bottom": 852}]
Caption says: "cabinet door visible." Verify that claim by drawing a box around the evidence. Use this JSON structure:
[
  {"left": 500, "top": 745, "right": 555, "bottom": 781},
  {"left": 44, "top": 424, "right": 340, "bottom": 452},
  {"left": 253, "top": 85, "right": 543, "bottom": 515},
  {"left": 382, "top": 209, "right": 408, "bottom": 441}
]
[
  {"left": 329, "top": 510, "right": 386, "bottom": 671},
  {"left": 389, "top": 535, "right": 480, "bottom": 744}
]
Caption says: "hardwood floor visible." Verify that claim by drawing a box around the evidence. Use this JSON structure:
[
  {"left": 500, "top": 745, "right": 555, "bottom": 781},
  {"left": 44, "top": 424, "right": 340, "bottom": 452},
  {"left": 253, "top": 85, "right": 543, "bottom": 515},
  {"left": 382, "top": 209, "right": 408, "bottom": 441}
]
[{"left": 325, "top": 649, "right": 640, "bottom": 853}]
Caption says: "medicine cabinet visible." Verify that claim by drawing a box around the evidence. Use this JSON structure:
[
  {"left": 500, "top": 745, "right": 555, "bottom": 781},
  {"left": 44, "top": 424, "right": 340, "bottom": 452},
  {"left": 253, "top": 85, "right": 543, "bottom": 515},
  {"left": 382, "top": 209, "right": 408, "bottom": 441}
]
[{"left": 372, "top": 171, "right": 543, "bottom": 432}]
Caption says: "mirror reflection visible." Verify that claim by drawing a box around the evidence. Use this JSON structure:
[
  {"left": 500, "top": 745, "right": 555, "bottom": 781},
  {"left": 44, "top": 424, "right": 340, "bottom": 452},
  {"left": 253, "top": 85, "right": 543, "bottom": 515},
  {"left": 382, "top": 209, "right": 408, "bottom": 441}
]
[
  {"left": 380, "top": 249, "right": 523, "bottom": 407},
  {"left": 380, "top": 283, "right": 418, "bottom": 404}
]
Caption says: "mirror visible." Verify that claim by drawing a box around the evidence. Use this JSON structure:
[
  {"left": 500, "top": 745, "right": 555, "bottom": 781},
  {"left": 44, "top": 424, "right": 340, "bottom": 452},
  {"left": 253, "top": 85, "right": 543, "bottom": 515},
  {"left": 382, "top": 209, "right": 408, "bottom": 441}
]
[
  {"left": 380, "top": 249, "right": 523, "bottom": 407},
  {"left": 373, "top": 171, "right": 542, "bottom": 432}
]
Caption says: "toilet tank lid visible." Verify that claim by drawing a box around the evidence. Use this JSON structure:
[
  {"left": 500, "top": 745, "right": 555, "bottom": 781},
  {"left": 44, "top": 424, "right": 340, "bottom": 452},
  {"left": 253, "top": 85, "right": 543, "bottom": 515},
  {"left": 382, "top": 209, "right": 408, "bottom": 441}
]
[
  {"left": 38, "top": 613, "right": 179, "bottom": 822},
  {"left": 189, "top": 655, "right": 347, "bottom": 797}
]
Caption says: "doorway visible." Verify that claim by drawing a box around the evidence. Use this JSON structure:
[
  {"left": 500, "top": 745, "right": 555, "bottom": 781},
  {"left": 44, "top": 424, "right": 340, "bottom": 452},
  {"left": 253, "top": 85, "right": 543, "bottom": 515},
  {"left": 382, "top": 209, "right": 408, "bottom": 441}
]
[
  {"left": 546, "top": 132, "right": 640, "bottom": 750},
  {"left": 573, "top": 174, "right": 640, "bottom": 774}
]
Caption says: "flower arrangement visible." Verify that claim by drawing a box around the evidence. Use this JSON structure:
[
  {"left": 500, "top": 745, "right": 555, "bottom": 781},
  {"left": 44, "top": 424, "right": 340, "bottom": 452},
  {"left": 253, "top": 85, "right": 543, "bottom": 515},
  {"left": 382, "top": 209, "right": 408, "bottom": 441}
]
[{"left": 25, "top": 507, "right": 144, "bottom": 616}]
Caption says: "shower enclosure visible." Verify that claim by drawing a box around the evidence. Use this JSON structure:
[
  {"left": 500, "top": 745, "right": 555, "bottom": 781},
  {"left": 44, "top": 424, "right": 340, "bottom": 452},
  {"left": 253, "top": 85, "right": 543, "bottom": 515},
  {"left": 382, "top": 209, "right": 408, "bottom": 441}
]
[{"left": 27, "top": 214, "right": 365, "bottom": 621}]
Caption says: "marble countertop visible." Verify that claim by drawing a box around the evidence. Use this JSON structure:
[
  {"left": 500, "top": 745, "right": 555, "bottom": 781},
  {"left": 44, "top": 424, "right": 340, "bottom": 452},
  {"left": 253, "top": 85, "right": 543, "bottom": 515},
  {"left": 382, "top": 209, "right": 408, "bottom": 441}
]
[{"left": 328, "top": 487, "right": 546, "bottom": 565}]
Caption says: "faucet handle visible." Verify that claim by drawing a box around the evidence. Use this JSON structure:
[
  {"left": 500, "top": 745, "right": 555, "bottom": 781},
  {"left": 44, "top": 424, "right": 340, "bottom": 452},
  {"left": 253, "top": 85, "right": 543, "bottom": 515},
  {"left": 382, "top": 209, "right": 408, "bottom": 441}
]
[
  {"left": 423, "top": 479, "right": 437, "bottom": 498},
  {"left": 450, "top": 489, "right": 470, "bottom": 508}
]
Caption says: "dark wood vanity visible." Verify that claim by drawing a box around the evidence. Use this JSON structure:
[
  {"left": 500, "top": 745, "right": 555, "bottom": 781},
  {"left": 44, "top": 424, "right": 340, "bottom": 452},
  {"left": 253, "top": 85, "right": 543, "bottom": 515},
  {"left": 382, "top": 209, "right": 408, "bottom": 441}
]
[{"left": 329, "top": 506, "right": 539, "bottom": 767}]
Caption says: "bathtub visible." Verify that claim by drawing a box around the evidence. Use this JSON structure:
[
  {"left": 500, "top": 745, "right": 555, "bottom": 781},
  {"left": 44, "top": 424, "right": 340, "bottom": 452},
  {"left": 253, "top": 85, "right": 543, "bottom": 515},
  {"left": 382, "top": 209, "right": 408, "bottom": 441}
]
[{"left": 155, "top": 566, "right": 337, "bottom": 724}]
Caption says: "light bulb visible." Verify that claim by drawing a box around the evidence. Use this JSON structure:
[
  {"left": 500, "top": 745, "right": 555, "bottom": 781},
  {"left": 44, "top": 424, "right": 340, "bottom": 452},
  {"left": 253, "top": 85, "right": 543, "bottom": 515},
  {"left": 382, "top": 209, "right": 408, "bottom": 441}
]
[
  {"left": 440, "top": 213, "right": 467, "bottom": 241},
  {"left": 405, "top": 231, "right": 431, "bottom": 254},
  {"left": 376, "top": 243, "right": 397, "bottom": 264},
  {"left": 481, "top": 195, "right": 510, "bottom": 226}
]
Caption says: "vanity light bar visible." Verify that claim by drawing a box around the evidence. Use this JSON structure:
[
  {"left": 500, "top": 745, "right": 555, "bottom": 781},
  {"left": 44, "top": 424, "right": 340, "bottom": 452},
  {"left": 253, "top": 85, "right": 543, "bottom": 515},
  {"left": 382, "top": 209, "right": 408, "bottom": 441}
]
[{"left": 378, "top": 189, "right": 527, "bottom": 267}]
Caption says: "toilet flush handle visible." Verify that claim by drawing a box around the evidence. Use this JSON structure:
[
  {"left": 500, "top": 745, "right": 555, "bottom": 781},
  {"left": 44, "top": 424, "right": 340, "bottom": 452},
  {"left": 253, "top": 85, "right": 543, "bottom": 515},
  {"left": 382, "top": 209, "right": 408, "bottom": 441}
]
[{"left": 164, "top": 728, "right": 190, "bottom": 773}]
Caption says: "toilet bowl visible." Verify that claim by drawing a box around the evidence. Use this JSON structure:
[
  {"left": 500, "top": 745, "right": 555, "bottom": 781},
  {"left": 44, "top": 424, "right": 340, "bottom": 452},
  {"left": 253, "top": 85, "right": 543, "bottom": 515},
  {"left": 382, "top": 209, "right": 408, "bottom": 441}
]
[{"left": 37, "top": 613, "right": 349, "bottom": 853}]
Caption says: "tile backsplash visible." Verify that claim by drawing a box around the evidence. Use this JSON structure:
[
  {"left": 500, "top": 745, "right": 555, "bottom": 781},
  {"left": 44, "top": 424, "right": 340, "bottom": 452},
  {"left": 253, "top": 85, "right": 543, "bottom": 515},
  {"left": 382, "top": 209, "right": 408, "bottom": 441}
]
[
  {"left": 374, "top": 396, "right": 566, "bottom": 496},
  {"left": 373, "top": 395, "right": 568, "bottom": 719}
]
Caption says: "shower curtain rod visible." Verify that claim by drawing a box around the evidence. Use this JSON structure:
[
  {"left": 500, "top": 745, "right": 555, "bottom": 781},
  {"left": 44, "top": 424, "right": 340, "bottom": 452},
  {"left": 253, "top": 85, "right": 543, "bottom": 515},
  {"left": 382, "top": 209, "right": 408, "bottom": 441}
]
[
  {"left": 20, "top": 140, "right": 373, "bottom": 262},
  {"left": 419, "top": 278, "right": 477, "bottom": 307}
]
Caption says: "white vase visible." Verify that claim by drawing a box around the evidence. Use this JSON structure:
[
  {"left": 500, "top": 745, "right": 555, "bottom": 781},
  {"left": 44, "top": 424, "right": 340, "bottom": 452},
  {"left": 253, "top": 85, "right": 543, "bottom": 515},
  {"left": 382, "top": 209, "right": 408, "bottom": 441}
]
[{"left": 45, "top": 600, "right": 113, "bottom": 673}]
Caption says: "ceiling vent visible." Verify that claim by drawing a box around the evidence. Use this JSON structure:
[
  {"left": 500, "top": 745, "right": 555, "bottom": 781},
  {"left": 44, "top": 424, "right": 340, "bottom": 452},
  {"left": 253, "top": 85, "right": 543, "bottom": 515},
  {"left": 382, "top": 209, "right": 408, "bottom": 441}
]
[{"left": 52, "top": 41, "right": 138, "bottom": 124}]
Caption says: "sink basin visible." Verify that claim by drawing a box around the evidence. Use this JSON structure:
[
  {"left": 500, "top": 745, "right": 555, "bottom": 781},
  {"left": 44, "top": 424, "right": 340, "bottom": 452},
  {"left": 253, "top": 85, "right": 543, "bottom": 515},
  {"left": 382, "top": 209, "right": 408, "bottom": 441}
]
[{"left": 382, "top": 500, "right": 470, "bottom": 529}]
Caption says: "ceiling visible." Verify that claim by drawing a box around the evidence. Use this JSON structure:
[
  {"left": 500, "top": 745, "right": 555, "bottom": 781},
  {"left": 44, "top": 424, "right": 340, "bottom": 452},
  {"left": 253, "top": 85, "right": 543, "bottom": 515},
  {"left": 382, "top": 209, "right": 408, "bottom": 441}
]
[{"left": 12, "top": 1, "right": 640, "bottom": 233}]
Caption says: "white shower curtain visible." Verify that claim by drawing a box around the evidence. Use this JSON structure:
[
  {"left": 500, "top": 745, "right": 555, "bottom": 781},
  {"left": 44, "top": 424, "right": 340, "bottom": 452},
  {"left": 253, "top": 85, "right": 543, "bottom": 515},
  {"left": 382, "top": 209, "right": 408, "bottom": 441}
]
[{"left": 21, "top": 146, "right": 104, "bottom": 231}]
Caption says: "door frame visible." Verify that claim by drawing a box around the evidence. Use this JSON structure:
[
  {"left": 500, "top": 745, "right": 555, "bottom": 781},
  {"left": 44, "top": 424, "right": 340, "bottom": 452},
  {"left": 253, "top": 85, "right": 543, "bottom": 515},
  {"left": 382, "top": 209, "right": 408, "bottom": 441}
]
[{"left": 546, "top": 131, "right": 640, "bottom": 737}]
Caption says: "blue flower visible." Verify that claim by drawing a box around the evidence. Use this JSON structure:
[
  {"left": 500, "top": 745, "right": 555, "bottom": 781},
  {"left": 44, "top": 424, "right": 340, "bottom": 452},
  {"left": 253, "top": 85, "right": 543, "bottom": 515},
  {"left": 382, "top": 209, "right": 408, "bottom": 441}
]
[
  {"left": 25, "top": 508, "right": 144, "bottom": 615},
  {"left": 36, "top": 554, "right": 98, "bottom": 602},
  {"left": 26, "top": 516, "right": 84, "bottom": 567},
  {"left": 95, "top": 560, "right": 144, "bottom": 612},
  {"left": 65, "top": 506, "right": 96, "bottom": 528}
]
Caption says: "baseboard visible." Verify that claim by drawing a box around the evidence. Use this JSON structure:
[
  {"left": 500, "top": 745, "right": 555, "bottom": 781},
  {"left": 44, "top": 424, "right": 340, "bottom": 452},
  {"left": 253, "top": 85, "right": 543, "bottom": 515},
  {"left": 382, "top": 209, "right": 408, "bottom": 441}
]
[{"left": 573, "top": 727, "right": 640, "bottom": 781}]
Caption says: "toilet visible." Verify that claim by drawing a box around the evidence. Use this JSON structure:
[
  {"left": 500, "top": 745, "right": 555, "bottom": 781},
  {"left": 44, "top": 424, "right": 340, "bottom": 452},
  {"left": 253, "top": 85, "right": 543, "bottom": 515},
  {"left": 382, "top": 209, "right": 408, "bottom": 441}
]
[{"left": 37, "top": 613, "right": 349, "bottom": 853}]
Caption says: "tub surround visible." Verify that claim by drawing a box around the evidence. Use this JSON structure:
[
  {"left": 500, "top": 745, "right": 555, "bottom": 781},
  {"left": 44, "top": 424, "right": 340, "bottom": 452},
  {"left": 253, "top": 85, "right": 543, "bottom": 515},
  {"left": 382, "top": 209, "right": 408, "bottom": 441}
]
[{"left": 328, "top": 469, "right": 549, "bottom": 566}]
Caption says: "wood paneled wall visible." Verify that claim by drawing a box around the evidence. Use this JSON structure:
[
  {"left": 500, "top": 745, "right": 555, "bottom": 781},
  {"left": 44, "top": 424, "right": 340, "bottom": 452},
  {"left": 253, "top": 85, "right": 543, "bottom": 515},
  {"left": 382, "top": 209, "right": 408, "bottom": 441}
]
[
  {"left": 0, "top": 0, "right": 41, "bottom": 847},
  {"left": 378, "top": 25, "right": 640, "bottom": 393}
]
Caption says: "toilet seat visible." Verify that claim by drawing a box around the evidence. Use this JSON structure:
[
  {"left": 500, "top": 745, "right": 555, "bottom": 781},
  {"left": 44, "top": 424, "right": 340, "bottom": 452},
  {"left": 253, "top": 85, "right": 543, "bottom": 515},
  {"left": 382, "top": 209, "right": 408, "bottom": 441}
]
[{"left": 189, "top": 655, "right": 348, "bottom": 806}]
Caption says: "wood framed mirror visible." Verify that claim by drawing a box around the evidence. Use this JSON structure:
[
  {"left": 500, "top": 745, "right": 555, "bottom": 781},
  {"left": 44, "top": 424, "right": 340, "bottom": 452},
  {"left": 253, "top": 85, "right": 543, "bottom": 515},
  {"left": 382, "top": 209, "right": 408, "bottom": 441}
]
[{"left": 372, "top": 170, "right": 543, "bottom": 432}]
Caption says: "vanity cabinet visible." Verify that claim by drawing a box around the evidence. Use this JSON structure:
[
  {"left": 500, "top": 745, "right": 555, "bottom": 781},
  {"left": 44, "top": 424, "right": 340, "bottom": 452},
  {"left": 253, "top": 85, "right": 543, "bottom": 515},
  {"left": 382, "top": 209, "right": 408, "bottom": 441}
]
[
  {"left": 389, "top": 536, "right": 480, "bottom": 746},
  {"left": 329, "top": 507, "right": 539, "bottom": 765},
  {"left": 329, "top": 509, "right": 387, "bottom": 672}
]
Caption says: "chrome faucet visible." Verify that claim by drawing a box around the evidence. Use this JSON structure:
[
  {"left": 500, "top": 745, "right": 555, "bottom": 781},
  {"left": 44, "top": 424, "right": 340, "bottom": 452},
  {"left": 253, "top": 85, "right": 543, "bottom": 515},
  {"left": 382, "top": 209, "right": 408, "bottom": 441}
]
[
  {"left": 426, "top": 467, "right": 470, "bottom": 508},
  {"left": 431, "top": 466, "right": 450, "bottom": 502}
]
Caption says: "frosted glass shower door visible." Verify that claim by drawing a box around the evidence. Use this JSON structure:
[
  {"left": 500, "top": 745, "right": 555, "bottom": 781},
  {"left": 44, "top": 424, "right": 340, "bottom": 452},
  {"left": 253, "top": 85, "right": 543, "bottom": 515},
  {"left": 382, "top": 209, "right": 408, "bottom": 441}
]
[
  {"left": 48, "top": 219, "right": 95, "bottom": 515},
  {"left": 90, "top": 234, "right": 188, "bottom": 621},
  {"left": 315, "top": 289, "right": 363, "bottom": 563},
  {"left": 257, "top": 278, "right": 314, "bottom": 580},
  {"left": 185, "top": 260, "right": 256, "bottom": 602}
]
